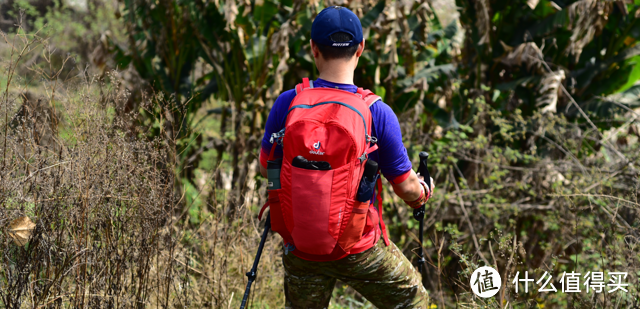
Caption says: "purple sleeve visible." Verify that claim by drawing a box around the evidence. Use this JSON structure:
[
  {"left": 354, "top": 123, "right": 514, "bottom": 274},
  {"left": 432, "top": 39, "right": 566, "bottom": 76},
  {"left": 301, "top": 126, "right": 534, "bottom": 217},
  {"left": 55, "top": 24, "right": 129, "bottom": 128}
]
[
  {"left": 368, "top": 101, "right": 413, "bottom": 181},
  {"left": 261, "top": 89, "right": 297, "bottom": 159}
]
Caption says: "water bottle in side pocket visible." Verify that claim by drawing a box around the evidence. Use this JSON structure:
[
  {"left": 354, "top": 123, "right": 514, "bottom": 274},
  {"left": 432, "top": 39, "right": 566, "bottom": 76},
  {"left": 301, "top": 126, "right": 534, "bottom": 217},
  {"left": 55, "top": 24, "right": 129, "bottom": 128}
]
[
  {"left": 267, "top": 158, "right": 283, "bottom": 190},
  {"left": 356, "top": 159, "right": 379, "bottom": 202}
]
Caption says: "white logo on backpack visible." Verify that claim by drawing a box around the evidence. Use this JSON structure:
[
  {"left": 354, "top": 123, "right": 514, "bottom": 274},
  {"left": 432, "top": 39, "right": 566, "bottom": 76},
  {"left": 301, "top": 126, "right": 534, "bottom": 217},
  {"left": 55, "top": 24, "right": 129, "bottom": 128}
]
[{"left": 309, "top": 141, "right": 325, "bottom": 155}]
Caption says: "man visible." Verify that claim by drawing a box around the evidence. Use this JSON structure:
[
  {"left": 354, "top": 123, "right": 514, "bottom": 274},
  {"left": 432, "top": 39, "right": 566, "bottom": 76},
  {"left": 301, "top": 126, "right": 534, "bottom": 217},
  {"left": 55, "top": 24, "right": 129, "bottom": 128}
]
[{"left": 259, "top": 6, "right": 434, "bottom": 308}]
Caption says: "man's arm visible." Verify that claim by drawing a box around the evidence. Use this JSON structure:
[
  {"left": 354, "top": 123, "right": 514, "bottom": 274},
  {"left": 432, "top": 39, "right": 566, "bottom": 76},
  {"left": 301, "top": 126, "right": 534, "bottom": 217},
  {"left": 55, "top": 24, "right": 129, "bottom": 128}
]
[
  {"left": 369, "top": 101, "right": 433, "bottom": 205},
  {"left": 391, "top": 170, "right": 422, "bottom": 201},
  {"left": 260, "top": 165, "right": 267, "bottom": 178}
]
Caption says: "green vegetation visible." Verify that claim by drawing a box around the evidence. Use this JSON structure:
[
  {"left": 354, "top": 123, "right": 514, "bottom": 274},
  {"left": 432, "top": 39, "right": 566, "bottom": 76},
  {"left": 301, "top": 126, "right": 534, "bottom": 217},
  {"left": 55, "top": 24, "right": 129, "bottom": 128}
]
[{"left": 1, "top": 0, "right": 639, "bottom": 308}]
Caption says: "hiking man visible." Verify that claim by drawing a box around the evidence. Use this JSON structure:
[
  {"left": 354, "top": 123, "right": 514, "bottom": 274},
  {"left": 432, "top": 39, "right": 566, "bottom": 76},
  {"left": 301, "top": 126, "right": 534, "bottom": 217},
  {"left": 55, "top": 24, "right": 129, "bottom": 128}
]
[{"left": 259, "top": 6, "right": 434, "bottom": 308}]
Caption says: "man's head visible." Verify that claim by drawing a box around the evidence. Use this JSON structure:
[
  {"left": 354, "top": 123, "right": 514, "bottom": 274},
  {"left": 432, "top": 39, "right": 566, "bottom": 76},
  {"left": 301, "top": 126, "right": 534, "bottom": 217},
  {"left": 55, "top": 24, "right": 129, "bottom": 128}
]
[{"left": 310, "top": 6, "right": 365, "bottom": 73}]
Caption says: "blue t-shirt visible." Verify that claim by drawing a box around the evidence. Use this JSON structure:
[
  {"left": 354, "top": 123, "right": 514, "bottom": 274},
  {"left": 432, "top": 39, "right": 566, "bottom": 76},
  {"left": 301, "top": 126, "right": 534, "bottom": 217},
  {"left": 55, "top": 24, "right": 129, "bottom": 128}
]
[{"left": 260, "top": 79, "right": 412, "bottom": 182}]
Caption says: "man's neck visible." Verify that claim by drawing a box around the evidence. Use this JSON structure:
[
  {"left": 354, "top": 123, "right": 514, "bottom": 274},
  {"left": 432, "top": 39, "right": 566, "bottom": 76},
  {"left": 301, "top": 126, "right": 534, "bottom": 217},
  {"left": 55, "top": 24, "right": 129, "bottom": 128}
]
[{"left": 317, "top": 60, "right": 355, "bottom": 85}]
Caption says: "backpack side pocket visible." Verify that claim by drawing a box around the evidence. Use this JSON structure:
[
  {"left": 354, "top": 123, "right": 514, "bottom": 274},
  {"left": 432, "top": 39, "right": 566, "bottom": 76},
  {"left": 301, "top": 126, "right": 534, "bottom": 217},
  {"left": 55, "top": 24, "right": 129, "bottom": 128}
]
[
  {"left": 268, "top": 189, "right": 287, "bottom": 234},
  {"left": 338, "top": 199, "right": 370, "bottom": 252}
]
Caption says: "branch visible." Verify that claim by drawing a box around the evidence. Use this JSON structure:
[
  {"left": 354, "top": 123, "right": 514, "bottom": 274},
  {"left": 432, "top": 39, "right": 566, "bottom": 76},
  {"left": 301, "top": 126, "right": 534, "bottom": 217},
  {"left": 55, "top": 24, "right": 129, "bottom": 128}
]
[{"left": 449, "top": 168, "right": 490, "bottom": 266}]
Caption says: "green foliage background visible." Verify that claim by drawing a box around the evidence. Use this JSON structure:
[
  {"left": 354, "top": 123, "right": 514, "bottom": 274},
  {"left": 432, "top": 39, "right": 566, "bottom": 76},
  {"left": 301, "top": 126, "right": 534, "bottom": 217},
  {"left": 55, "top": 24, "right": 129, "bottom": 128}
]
[{"left": 2, "top": 0, "right": 640, "bottom": 308}]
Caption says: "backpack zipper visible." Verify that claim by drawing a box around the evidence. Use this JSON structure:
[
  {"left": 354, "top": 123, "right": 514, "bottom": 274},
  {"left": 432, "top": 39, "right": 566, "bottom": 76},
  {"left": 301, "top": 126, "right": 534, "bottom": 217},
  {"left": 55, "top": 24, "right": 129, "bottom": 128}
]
[{"left": 285, "top": 101, "right": 369, "bottom": 140}]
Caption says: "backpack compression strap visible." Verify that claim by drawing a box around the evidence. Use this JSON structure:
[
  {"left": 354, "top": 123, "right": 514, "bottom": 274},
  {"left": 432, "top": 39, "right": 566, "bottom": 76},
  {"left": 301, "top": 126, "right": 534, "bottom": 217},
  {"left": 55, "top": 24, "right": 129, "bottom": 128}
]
[
  {"left": 260, "top": 128, "right": 285, "bottom": 221},
  {"left": 258, "top": 143, "right": 279, "bottom": 221}
]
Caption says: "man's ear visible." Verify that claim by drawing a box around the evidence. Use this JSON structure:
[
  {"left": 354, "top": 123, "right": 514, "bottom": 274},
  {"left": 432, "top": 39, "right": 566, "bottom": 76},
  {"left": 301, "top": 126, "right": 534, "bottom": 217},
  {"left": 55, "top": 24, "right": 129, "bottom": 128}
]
[
  {"left": 310, "top": 39, "right": 321, "bottom": 59},
  {"left": 355, "top": 39, "right": 365, "bottom": 57}
]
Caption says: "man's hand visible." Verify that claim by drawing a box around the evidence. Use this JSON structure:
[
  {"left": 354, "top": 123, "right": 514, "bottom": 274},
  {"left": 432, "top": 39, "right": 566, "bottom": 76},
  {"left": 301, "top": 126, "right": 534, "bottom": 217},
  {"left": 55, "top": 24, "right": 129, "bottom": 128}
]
[
  {"left": 416, "top": 173, "right": 436, "bottom": 200},
  {"left": 416, "top": 173, "right": 435, "bottom": 194}
]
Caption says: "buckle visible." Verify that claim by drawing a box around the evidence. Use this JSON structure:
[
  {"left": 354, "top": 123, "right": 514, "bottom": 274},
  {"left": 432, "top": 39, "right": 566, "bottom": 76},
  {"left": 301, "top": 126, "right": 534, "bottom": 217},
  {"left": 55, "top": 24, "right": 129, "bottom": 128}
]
[
  {"left": 366, "top": 135, "right": 378, "bottom": 144},
  {"left": 269, "top": 129, "right": 286, "bottom": 145},
  {"left": 359, "top": 152, "right": 367, "bottom": 163}
]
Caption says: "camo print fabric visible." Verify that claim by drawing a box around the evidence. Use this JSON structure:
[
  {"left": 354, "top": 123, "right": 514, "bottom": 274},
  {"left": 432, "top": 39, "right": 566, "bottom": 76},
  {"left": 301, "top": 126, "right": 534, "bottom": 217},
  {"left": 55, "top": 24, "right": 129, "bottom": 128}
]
[{"left": 283, "top": 239, "right": 430, "bottom": 309}]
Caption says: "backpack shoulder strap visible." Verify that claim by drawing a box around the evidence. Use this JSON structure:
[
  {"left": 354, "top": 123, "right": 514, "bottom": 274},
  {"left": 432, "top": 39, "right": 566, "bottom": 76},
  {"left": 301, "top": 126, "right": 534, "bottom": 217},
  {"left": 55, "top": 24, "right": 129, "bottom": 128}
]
[
  {"left": 357, "top": 88, "right": 381, "bottom": 107},
  {"left": 295, "top": 77, "right": 314, "bottom": 95},
  {"left": 281, "top": 78, "right": 315, "bottom": 145}
]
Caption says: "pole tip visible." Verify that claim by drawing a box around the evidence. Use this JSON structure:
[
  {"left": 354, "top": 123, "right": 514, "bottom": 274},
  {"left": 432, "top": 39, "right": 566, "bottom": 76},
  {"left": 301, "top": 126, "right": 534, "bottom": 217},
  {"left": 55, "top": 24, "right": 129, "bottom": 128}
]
[{"left": 419, "top": 151, "right": 429, "bottom": 159}]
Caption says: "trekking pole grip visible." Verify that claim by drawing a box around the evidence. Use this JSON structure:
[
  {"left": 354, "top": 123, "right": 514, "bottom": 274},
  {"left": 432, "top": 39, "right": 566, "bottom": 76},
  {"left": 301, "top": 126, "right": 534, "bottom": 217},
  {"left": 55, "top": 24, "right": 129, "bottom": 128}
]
[
  {"left": 419, "top": 152, "right": 431, "bottom": 190},
  {"left": 412, "top": 152, "right": 430, "bottom": 221},
  {"left": 413, "top": 152, "right": 430, "bottom": 273}
]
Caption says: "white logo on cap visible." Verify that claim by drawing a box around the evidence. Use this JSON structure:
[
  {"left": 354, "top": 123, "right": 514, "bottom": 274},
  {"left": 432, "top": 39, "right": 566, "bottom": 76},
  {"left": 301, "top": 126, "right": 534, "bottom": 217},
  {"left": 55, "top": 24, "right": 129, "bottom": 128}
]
[{"left": 332, "top": 42, "right": 350, "bottom": 47}]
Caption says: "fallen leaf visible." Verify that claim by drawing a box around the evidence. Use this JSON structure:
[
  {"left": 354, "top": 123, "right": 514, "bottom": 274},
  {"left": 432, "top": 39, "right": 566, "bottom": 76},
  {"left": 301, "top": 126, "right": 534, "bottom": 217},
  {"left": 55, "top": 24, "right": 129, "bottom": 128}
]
[{"left": 8, "top": 216, "right": 36, "bottom": 246}]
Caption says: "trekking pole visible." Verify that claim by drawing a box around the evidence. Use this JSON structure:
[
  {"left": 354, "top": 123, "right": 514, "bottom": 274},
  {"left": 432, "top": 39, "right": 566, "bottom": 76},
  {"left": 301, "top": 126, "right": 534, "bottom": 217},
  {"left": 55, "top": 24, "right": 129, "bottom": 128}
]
[
  {"left": 240, "top": 213, "right": 271, "bottom": 309},
  {"left": 413, "top": 152, "right": 431, "bottom": 273}
]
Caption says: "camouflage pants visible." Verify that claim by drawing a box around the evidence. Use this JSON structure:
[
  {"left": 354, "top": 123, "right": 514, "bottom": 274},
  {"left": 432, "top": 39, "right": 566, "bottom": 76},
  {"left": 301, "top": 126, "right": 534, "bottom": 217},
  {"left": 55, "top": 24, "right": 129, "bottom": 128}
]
[{"left": 283, "top": 239, "right": 430, "bottom": 309}]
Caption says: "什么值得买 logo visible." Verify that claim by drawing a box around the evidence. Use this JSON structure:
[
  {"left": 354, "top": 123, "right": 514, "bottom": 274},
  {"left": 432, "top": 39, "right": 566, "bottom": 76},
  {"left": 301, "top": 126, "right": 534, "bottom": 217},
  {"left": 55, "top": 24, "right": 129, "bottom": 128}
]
[
  {"left": 471, "top": 266, "right": 629, "bottom": 297},
  {"left": 310, "top": 141, "right": 325, "bottom": 155}
]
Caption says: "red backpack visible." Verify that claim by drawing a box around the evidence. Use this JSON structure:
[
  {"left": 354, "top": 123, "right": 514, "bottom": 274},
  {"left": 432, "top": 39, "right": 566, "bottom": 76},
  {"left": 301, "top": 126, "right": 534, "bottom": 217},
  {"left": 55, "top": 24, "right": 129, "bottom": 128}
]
[{"left": 261, "top": 78, "right": 389, "bottom": 261}]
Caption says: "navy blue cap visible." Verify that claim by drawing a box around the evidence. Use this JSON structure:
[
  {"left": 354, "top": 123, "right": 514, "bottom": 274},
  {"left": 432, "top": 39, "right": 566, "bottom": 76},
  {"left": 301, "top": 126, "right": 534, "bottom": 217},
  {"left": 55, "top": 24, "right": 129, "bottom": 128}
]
[{"left": 311, "top": 6, "right": 363, "bottom": 47}]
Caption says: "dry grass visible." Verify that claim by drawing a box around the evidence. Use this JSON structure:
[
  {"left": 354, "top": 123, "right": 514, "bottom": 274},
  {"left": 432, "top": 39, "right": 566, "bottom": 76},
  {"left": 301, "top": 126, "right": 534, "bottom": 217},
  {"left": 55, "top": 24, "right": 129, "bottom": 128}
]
[
  {"left": 0, "top": 26, "right": 176, "bottom": 308},
  {"left": 0, "top": 24, "right": 288, "bottom": 309}
]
